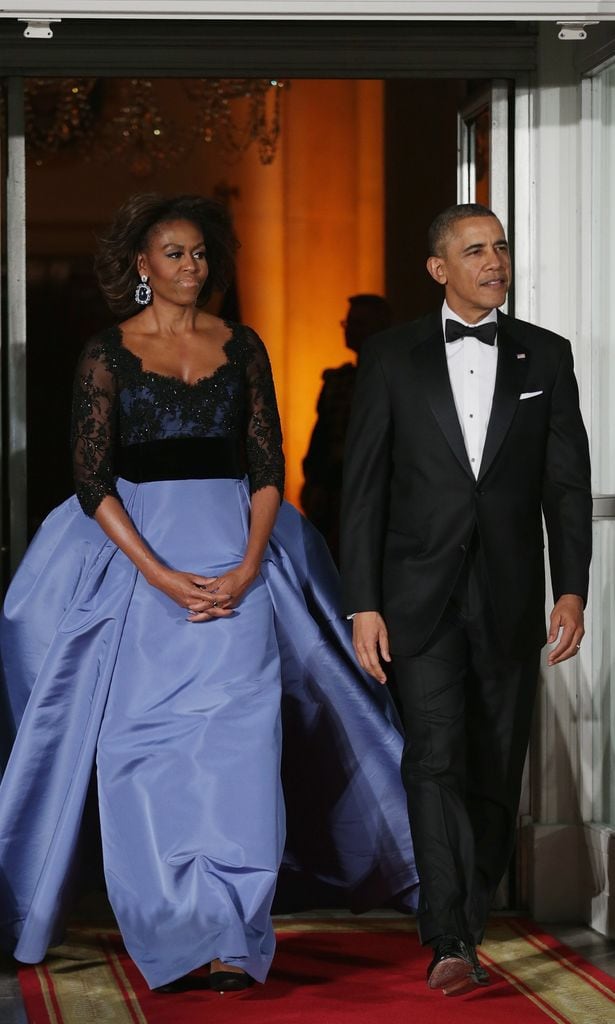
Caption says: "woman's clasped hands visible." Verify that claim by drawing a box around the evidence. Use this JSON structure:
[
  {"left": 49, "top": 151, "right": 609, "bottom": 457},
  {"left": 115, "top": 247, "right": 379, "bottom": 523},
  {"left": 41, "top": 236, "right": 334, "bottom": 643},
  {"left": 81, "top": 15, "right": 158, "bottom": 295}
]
[{"left": 147, "top": 563, "right": 259, "bottom": 622}]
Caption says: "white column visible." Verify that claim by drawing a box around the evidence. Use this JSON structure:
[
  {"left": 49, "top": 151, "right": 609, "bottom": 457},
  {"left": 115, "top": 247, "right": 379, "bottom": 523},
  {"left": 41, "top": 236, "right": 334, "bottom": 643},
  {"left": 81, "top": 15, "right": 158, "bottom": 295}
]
[
  {"left": 524, "top": 24, "right": 615, "bottom": 933},
  {"left": 522, "top": 24, "right": 588, "bottom": 922}
]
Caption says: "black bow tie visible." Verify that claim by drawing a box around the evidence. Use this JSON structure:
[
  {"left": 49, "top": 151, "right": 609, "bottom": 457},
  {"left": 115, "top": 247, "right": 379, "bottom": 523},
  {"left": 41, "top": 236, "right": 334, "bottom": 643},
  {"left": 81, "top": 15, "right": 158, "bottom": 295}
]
[{"left": 445, "top": 319, "right": 497, "bottom": 346}]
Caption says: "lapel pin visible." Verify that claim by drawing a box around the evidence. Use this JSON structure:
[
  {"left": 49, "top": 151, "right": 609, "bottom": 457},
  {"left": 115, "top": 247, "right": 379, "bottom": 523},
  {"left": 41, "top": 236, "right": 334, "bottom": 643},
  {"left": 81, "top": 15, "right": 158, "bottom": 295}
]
[{"left": 516, "top": 353, "right": 526, "bottom": 360}]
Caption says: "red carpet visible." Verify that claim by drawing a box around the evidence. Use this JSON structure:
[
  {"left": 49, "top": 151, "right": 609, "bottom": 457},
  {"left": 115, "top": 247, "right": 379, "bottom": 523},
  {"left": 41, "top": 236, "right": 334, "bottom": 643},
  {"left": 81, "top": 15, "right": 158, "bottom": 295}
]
[{"left": 18, "top": 917, "right": 615, "bottom": 1023}]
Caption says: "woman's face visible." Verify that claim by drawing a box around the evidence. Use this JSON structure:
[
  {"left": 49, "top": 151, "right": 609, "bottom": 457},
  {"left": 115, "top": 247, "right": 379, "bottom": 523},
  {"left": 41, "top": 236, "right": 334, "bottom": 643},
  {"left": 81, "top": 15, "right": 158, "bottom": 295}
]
[{"left": 137, "top": 218, "right": 208, "bottom": 306}]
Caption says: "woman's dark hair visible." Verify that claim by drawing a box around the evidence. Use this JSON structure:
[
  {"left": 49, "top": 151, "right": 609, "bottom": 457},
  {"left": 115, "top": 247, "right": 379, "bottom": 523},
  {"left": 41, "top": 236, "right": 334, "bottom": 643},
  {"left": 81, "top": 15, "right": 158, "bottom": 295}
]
[{"left": 95, "top": 193, "right": 239, "bottom": 318}]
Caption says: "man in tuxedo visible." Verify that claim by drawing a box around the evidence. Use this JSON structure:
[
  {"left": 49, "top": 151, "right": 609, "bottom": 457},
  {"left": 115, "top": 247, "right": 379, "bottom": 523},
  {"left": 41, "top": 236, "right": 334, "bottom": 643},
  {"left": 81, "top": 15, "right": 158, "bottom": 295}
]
[{"left": 340, "top": 203, "right": 592, "bottom": 996}]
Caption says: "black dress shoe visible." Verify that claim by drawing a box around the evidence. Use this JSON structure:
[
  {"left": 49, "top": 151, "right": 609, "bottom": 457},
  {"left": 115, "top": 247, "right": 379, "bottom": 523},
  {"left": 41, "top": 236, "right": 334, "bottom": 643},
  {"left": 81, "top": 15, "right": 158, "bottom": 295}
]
[
  {"left": 427, "top": 936, "right": 474, "bottom": 995},
  {"left": 208, "top": 970, "right": 254, "bottom": 992},
  {"left": 469, "top": 946, "right": 491, "bottom": 986}
]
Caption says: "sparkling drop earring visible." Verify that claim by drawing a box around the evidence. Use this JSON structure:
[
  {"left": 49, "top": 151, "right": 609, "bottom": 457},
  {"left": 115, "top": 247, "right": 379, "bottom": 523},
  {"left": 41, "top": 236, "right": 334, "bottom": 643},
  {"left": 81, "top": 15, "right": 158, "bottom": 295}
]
[{"left": 134, "top": 275, "right": 152, "bottom": 306}]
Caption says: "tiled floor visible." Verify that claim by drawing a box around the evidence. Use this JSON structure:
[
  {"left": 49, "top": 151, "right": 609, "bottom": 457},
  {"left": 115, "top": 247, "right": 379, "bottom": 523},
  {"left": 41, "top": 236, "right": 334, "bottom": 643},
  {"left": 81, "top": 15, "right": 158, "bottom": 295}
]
[
  {"left": 546, "top": 923, "right": 615, "bottom": 980},
  {"left": 1, "top": 916, "right": 614, "bottom": 1022}
]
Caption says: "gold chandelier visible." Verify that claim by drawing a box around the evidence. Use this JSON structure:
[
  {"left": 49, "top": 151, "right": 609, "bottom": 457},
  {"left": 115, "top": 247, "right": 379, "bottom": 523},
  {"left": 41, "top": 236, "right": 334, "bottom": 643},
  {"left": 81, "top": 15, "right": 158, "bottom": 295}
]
[{"left": 25, "top": 77, "right": 287, "bottom": 176}]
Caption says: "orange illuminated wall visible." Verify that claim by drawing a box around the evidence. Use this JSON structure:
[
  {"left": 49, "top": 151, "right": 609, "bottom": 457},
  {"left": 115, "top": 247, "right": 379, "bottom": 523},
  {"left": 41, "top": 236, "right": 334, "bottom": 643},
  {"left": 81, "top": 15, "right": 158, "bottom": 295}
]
[
  {"left": 232, "top": 80, "right": 385, "bottom": 508},
  {"left": 25, "top": 77, "right": 384, "bottom": 518}
]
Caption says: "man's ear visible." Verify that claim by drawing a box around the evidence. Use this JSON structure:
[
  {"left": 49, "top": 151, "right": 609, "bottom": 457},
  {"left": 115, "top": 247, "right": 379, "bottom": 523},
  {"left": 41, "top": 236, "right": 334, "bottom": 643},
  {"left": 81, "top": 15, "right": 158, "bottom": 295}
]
[{"left": 426, "top": 255, "right": 447, "bottom": 286}]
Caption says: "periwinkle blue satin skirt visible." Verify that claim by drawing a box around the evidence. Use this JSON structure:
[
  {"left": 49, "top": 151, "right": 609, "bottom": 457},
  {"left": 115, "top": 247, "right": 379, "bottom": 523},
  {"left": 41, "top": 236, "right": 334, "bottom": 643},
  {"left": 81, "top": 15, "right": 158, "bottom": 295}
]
[{"left": 0, "top": 478, "right": 418, "bottom": 988}]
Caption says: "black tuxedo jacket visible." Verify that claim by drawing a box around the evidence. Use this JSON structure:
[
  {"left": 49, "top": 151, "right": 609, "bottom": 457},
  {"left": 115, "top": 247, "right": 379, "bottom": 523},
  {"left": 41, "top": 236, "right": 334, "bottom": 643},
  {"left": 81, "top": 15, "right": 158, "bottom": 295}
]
[{"left": 340, "top": 310, "right": 592, "bottom": 657}]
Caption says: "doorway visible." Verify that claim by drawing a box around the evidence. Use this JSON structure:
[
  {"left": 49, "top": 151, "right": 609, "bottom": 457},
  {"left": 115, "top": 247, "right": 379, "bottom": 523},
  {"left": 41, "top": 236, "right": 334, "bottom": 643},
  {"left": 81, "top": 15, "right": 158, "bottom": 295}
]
[
  {"left": 0, "top": 19, "right": 531, "bottom": 920},
  {"left": 0, "top": 16, "right": 536, "bottom": 575}
]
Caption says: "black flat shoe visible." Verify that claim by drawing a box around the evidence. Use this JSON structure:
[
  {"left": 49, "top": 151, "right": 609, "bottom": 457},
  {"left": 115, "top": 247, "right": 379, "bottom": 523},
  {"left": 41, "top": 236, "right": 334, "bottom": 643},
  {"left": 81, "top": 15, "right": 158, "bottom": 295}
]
[
  {"left": 209, "top": 970, "right": 254, "bottom": 993},
  {"left": 427, "top": 936, "right": 474, "bottom": 995},
  {"left": 154, "top": 976, "right": 210, "bottom": 994}
]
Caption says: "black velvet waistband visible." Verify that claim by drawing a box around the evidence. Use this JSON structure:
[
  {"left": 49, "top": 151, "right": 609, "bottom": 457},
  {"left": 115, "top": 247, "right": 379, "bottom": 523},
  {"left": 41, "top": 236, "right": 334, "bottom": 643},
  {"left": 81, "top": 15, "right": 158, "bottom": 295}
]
[{"left": 115, "top": 437, "right": 246, "bottom": 483}]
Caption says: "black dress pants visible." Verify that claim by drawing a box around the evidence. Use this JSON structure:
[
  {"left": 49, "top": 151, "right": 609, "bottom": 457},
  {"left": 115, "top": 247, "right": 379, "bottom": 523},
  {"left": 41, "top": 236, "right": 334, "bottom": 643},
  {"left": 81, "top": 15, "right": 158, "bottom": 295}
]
[{"left": 393, "top": 541, "right": 540, "bottom": 947}]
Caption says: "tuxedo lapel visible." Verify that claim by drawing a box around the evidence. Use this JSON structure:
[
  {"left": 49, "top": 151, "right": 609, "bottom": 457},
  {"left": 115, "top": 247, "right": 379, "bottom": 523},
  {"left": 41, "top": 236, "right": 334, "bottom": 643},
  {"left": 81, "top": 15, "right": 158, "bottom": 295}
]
[
  {"left": 477, "top": 319, "right": 529, "bottom": 481},
  {"left": 410, "top": 320, "right": 474, "bottom": 479}
]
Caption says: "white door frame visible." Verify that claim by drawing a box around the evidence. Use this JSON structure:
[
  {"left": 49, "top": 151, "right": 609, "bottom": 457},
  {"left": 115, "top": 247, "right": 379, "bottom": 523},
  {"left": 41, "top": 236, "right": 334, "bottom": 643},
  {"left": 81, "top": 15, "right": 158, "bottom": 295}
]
[
  {"left": 1, "top": 2, "right": 615, "bottom": 23},
  {"left": 3, "top": 6, "right": 615, "bottom": 933}
]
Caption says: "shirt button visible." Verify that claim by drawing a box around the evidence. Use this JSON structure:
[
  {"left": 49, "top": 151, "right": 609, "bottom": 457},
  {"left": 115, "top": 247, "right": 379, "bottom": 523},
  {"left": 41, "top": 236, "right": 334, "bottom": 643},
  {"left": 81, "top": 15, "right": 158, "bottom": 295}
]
[
  {"left": 470, "top": 370, "right": 475, "bottom": 375},
  {"left": 469, "top": 413, "right": 474, "bottom": 418},
  {"left": 471, "top": 458, "right": 476, "bottom": 463}
]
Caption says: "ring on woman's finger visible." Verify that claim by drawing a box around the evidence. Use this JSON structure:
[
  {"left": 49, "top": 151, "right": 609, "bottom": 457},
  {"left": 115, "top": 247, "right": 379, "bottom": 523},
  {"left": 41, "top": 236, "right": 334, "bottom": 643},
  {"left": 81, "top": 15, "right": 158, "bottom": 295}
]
[{"left": 212, "top": 600, "right": 218, "bottom": 608}]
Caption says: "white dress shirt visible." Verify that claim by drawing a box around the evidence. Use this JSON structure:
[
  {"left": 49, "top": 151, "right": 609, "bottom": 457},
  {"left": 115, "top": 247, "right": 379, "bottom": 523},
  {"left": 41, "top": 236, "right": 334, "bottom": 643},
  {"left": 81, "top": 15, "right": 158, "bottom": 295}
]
[{"left": 441, "top": 300, "right": 498, "bottom": 479}]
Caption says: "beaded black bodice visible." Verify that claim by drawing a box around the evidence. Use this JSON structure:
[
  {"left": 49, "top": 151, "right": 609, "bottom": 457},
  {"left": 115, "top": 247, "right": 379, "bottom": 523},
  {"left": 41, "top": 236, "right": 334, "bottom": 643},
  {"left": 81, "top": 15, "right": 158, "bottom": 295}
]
[{"left": 71, "top": 323, "right": 285, "bottom": 517}]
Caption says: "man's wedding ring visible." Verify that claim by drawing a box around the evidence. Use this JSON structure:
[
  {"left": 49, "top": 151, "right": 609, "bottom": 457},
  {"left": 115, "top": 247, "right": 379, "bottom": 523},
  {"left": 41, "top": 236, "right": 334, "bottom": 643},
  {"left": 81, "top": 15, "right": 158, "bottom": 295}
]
[{"left": 576, "top": 643, "right": 581, "bottom": 649}]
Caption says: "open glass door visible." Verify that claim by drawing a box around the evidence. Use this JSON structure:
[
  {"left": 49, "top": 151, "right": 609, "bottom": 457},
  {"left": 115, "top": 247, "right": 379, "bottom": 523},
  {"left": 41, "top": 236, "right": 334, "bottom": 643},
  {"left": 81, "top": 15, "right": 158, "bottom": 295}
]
[
  {"left": 0, "top": 77, "right": 22, "bottom": 769},
  {"left": 0, "top": 79, "right": 25, "bottom": 591},
  {"left": 2, "top": 79, "right": 26, "bottom": 586},
  {"left": 457, "top": 80, "right": 511, "bottom": 226},
  {"left": 457, "top": 81, "right": 512, "bottom": 315}
]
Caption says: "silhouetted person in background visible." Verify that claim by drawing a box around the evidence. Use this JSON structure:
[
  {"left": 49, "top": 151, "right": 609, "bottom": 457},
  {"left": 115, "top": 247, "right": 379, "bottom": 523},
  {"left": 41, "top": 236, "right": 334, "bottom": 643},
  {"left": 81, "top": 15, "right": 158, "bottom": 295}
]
[{"left": 301, "top": 294, "right": 392, "bottom": 563}]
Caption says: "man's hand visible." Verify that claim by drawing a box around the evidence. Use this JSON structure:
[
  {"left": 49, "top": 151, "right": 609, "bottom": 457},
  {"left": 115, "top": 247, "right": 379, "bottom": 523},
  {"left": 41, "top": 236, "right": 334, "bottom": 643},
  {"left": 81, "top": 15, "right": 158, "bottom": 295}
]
[
  {"left": 352, "top": 611, "right": 391, "bottom": 684},
  {"left": 547, "top": 594, "right": 585, "bottom": 666}
]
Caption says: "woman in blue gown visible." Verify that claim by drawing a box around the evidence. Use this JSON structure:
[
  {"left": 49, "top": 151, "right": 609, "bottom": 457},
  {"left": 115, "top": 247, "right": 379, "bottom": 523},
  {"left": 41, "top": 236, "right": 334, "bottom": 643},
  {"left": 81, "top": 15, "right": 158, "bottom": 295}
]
[{"left": 0, "top": 194, "right": 418, "bottom": 993}]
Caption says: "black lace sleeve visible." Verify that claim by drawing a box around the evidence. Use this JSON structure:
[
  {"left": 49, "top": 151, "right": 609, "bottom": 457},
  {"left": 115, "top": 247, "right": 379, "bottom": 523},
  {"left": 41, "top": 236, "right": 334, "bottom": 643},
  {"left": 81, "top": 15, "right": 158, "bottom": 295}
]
[
  {"left": 71, "top": 334, "right": 121, "bottom": 517},
  {"left": 243, "top": 327, "right": 285, "bottom": 499}
]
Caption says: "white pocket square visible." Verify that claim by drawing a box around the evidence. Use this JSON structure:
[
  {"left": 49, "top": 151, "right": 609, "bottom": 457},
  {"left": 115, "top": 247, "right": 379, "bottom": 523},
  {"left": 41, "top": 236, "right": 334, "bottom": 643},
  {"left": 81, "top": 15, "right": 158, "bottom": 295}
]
[{"left": 519, "top": 390, "right": 543, "bottom": 400}]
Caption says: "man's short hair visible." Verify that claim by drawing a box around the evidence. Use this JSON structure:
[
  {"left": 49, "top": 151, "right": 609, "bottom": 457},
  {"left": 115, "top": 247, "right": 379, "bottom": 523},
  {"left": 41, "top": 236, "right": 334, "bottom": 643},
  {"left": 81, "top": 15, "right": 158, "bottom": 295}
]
[{"left": 428, "top": 203, "right": 498, "bottom": 257}]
